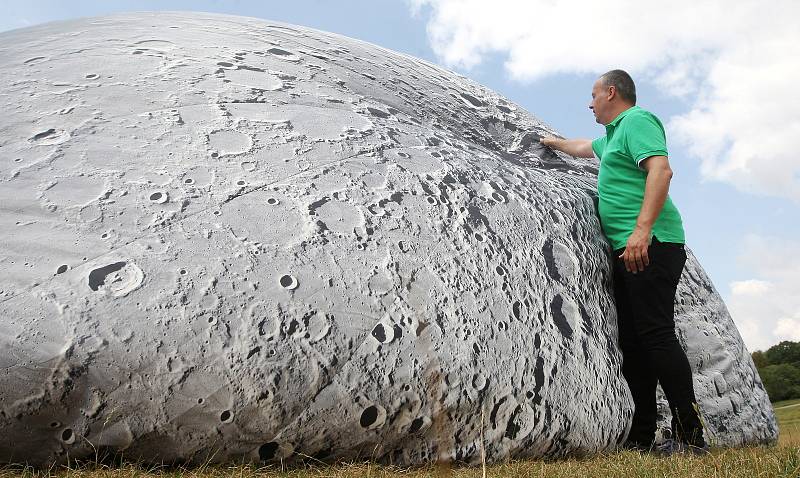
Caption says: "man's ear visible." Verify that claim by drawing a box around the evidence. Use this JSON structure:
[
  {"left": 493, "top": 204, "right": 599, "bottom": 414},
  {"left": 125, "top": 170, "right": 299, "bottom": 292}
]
[{"left": 607, "top": 85, "right": 617, "bottom": 101}]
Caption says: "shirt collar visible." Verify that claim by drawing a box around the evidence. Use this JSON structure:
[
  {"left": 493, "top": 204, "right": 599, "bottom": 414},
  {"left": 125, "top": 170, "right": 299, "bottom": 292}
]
[{"left": 605, "top": 105, "right": 639, "bottom": 134}]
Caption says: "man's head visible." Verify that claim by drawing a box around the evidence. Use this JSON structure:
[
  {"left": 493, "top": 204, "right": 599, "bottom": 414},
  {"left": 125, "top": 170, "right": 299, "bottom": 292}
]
[{"left": 589, "top": 69, "right": 636, "bottom": 125}]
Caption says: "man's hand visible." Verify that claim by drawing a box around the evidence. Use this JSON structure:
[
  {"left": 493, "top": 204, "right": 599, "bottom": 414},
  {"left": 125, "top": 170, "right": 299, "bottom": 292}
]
[
  {"left": 540, "top": 137, "right": 560, "bottom": 148},
  {"left": 539, "top": 137, "right": 595, "bottom": 158},
  {"left": 620, "top": 225, "right": 652, "bottom": 273},
  {"left": 620, "top": 155, "right": 674, "bottom": 273}
]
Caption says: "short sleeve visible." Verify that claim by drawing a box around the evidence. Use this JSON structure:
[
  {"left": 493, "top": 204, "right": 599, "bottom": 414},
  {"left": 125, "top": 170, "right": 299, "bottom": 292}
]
[
  {"left": 624, "top": 113, "right": 668, "bottom": 168},
  {"left": 591, "top": 136, "right": 606, "bottom": 160}
]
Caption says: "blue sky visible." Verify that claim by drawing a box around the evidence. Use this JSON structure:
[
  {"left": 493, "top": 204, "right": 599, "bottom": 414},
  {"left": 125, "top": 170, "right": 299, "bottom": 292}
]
[{"left": 3, "top": 0, "right": 798, "bottom": 351}]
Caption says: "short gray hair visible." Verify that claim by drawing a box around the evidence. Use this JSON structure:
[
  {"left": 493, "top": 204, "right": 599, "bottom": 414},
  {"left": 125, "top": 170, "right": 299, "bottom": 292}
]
[{"left": 600, "top": 69, "right": 636, "bottom": 104}]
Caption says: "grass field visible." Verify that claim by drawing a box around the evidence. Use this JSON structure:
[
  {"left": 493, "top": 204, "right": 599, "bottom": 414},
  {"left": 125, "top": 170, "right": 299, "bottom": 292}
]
[
  {"left": 2, "top": 403, "right": 798, "bottom": 478},
  {"left": 774, "top": 398, "right": 800, "bottom": 447}
]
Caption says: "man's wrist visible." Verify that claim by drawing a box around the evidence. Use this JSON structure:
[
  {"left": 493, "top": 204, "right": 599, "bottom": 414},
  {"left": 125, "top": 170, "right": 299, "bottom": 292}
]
[{"left": 634, "top": 222, "right": 653, "bottom": 234}]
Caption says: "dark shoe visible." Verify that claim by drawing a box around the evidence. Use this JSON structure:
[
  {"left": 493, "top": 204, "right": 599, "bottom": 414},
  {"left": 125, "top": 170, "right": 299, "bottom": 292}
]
[
  {"left": 655, "top": 439, "right": 710, "bottom": 457},
  {"left": 620, "top": 440, "right": 653, "bottom": 453}
]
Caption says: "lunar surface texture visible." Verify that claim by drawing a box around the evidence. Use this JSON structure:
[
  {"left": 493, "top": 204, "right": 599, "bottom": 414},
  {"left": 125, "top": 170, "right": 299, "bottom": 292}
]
[{"left": 0, "top": 12, "right": 776, "bottom": 466}]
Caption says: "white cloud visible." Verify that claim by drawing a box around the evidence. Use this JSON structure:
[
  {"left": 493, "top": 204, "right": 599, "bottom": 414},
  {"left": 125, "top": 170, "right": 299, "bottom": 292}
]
[
  {"left": 409, "top": 0, "right": 800, "bottom": 201},
  {"left": 775, "top": 318, "right": 800, "bottom": 342},
  {"left": 727, "top": 235, "right": 800, "bottom": 351},
  {"left": 730, "top": 279, "right": 771, "bottom": 297}
]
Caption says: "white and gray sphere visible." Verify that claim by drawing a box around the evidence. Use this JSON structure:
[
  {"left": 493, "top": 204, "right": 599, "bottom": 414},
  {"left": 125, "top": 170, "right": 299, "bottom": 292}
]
[{"left": 0, "top": 12, "right": 776, "bottom": 466}]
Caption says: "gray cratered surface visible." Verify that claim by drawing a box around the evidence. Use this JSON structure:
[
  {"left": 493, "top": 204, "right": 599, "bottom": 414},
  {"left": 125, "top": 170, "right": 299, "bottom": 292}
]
[{"left": 0, "top": 12, "right": 776, "bottom": 466}]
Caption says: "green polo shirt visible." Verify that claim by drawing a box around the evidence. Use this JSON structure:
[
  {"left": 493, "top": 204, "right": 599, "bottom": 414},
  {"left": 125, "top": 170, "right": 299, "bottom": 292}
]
[{"left": 591, "top": 106, "right": 685, "bottom": 250}]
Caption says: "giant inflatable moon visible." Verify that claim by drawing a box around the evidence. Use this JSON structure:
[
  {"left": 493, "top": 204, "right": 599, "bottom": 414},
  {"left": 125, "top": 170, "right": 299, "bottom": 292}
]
[{"left": 0, "top": 12, "right": 777, "bottom": 466}]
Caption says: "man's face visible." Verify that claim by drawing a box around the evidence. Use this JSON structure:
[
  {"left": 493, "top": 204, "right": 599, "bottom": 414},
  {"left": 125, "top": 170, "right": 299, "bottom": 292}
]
[{"left": 589, "top": 79, "right": 612, "bottom": 125}]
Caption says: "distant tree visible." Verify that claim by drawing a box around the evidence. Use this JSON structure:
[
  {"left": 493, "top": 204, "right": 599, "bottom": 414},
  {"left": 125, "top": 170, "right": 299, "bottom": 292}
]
[
  {"left": 760, "top": 363, "right": 800, "bottom": 402},
  {"left": 752, "top": 350, "right": 769, "bottom": 369},
  {"left": 764, "top": 341, "right": 800, "bottom": 367}
]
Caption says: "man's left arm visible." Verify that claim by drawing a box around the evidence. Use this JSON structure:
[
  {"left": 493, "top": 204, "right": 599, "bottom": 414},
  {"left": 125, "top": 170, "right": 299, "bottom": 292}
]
[{"left": 621, "top": 155, "right": 673, "bottom": 273}]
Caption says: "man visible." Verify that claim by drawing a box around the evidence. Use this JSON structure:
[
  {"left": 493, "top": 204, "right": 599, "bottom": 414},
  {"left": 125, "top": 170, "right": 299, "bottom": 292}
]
[{"left": 541, "top": 70, "right": 707, "bottom": 454}]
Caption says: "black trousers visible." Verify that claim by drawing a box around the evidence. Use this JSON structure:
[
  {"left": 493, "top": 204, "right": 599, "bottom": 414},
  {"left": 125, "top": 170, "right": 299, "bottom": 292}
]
[{"left": 613, "top": 237, "right": 705, "bottom": 447}]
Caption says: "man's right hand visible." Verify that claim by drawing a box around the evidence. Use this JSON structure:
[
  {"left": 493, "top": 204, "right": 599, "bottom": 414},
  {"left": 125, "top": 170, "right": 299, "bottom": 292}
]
[
  {"left": 540, "top": 137, "right": 560, "bottom": 148},
  {"left": 539, "top": 137, "right": 595, "bottom": 158}
]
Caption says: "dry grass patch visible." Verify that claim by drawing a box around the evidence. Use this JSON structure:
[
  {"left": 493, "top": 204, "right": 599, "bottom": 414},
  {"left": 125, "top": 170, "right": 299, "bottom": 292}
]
[
  {"left": 2, "top": 443, "right": 798, "bottom": 478},
  {"left": 2, "top": 404, "right": 798, "bottom": 478}
]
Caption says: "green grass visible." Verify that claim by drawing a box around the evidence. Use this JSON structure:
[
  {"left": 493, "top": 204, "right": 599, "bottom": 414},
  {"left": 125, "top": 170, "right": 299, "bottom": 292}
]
[
  {"left": 2, "top": 402, "right": 798, "bottom": 478},
  {"left": 773, "top": 398, "right": 800, "bottom": 409},
  {"left": 775, "top": 398, "right": 800, "bottom": 447}
]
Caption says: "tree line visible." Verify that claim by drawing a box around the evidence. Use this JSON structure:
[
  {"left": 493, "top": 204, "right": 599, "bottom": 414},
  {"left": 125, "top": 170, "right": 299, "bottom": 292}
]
[{"left": 751, "top": 340, "right": 800, "bottom": 403}]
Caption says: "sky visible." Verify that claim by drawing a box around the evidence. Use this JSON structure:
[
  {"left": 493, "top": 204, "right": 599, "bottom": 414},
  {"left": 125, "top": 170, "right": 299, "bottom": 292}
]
[{"left": 2, "top": 0, "right": 798, "bottom": 352}]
